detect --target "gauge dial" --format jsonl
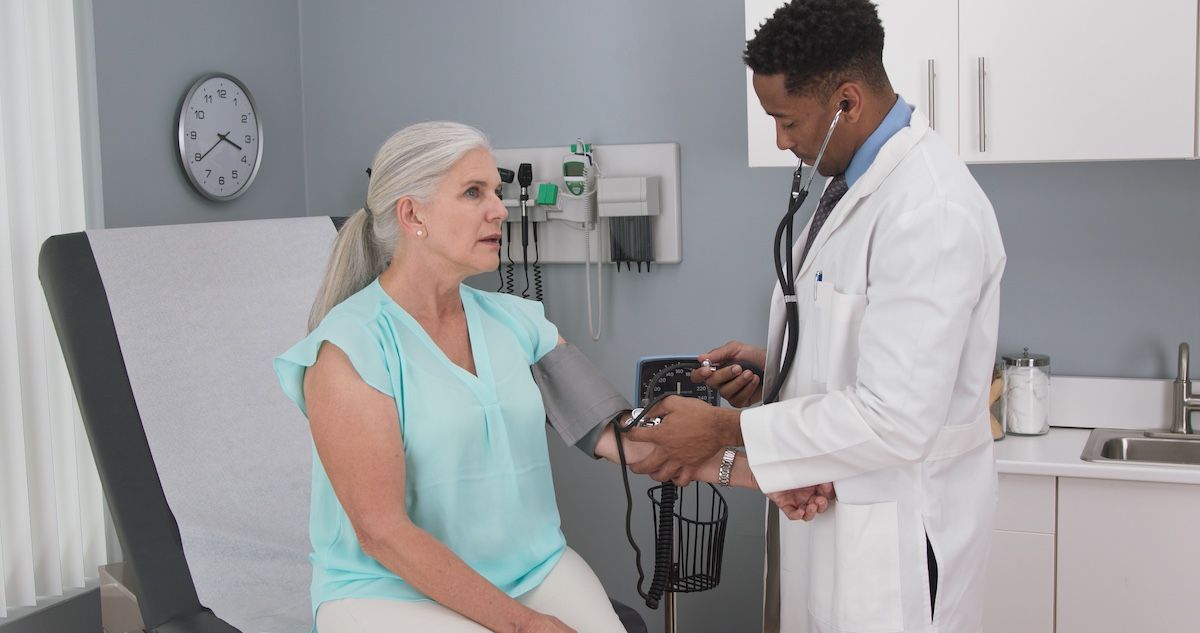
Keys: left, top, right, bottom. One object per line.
{"left": 635, "top": 356, "right": 721, "bottom": 407}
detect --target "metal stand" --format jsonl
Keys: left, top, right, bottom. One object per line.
{"left": 664, "top": 591, "right": 677, "bottom": 633}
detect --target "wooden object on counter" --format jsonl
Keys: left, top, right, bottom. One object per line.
{"left": 989, "top": 367, "right": 1004, "bottom": 440}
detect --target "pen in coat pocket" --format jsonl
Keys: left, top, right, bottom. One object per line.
{"left": 813, "top": 271, "right": 823, "bottom": 300}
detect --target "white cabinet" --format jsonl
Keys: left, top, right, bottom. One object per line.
{"left": 958, "top": 0, "right": 1197, "bottom": 162}
{"left": 744, "top": 1, "right": 1198, "bottom": 165}
{"left": 1056, "top": 477, "right": 1200, "bottom": 633}
{"left": 874, "top": 0, "right": 958, "bottom": 150}
{"left": 984, "top": 474, "right": 1055, "bottom": 633}
{"left": 744, "top": 0, "right": 795, "bottom": 167}
{"left": 744, "top": 0, "right": 959, "bottom": 166}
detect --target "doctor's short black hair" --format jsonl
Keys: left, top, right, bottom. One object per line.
{"left": 744, "top": 0, "right": 889, "bottom": 99}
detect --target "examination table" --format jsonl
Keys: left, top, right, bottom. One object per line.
{"left": 38, "top": 216, "right": 646, "bottom": 633}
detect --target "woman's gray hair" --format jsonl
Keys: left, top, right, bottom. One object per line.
{"left": 307, "top": 121, "right": 491, "bottom": 331}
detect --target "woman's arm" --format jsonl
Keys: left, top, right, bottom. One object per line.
{"left": 305, "top": 343, "right": 567, "bottom": 633}
{"left": 591, "top": 416, "right": 656, "bottom": 464}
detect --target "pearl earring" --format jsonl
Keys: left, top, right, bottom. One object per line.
{"left": 416, "top": 229, "right": 424, "bottom": 236}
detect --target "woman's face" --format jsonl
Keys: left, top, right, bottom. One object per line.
{"left": 412, "top": 147, "right": 507, "bottom": 278}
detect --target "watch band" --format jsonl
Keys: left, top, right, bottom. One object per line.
{"left": 718, "top": 447, "right": 737, "bottom": 487}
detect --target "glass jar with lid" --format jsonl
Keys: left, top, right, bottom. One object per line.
{"left": 1002, "top": 348, "right": 1051, "bottom": 436}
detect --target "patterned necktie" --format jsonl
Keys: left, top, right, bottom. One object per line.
{"left": 798, "top": 174, "right": 848, "bottom": 268}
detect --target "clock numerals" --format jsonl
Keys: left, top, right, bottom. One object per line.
{"left": 179, "top": 74, "right": 261, "bottom": 201}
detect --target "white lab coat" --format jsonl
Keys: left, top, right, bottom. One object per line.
{"left": 741, "top": 110, "right": 1005, "bottom": 633}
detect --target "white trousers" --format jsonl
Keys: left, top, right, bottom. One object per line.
{"left": 315, "top": 547, "right": 627, "bottom": 633}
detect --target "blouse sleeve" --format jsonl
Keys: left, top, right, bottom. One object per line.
{"left": 488, "top": 293, "right": 560, "bottom": 364}
{"left": 273, "top": 315, "right": 394, "bottom": 417}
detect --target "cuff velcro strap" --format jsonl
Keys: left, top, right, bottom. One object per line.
{"left": 532, "top": 343, "right": 632, "bottom": 456}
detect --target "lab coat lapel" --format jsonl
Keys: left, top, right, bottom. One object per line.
{"left": 792, "top": 110, "right": 930, "bottom": 283}
{"left": 765, "top": 111, "right": 929, "bottom": 395}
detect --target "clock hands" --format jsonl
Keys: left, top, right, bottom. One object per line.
{"left": 196, "top": 135, "right": 224, "bottom": 162}
{"left": 217, "top": 131, "right": 243, "bottom": 151}
{"left": 195, "top": 132, "right": 244, "bottom": 166}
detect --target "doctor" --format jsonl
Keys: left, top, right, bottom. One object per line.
{"left": 628, "top": 1, "right": 1006, "bottom": 632}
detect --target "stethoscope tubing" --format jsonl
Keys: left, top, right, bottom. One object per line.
{"left": 765, "top": 107, "right": 844, "bottom": 405}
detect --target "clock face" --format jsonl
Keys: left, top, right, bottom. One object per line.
{"left": 177, "top": 73, "right": 262, "bottom": 201}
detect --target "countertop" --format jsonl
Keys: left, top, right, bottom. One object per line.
{"left": 994, "top": 427, "right": 1200, "bottom": 485}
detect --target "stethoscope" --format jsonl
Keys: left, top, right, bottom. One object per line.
{"left": 764, "top": 101, "right": 847, "bottom": 405}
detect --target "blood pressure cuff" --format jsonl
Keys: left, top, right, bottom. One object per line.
{"left": 533, "top": 343, "right": 632, "bottom": 459}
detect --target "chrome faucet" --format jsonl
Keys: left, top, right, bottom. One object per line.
{"left": 1170, "top": 342, "right": 1200, "bottom": 435}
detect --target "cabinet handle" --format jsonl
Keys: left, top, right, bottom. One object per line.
{"left": 927, "top": 59, "right": 936, "bottom": 130}
{"left": 978, "top": 57, "right": 987, "bottom": 152}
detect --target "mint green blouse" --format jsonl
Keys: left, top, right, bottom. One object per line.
{"left": 274, "top": 280, "right": 565, "bottom": 618}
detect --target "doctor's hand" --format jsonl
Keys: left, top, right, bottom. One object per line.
{"left": 692, "top": 341, "right": 767, "bottom": 408}
{"left": 625, "top": 396, "right": 740, "bottom": 483}
{"left": 767, "top": 483, "right": 836, "bottom": 521}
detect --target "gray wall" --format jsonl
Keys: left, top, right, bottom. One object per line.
{"left": 75, "top": 1, "right": 1200, "bottom": 632}
{"left": 92, "top": 0, "right": 306, "bottom": 228}
{"left": 298, "top": 1, "right": 1200, "bottom": 630}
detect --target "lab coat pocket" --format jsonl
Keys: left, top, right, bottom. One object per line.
{"left": 810, "top": 501, "right": 904, "bottom": 633}
{"left": 814, "top": 286, "right": 867, "bottom": 391}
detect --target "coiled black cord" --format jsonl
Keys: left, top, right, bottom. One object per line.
{"left": 496, "top": 226, "right": 506, "bottom": 291}
{"left": 532, "top": 223, "right": 543, "bottom": 303}
{"left": 613, "top": 398, "right": 673, "bottom": 609}
{"left": 521, "top": 259, "right": 531, "bottom": 299}
{"left": 503, "top": 223, "right": 515, "bottom": 294}
{"left": 647, "top": 483, "right": 676, "bottom": 608}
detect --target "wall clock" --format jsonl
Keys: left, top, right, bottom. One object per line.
{"left": 176, "top": 73, "right": 263, "bottom": 201}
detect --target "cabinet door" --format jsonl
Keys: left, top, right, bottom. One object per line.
{"left": 984, "top": 530, "right": 1055, "bottom": 633}
{"left": 875, "top": 0, "right": 959, "bottom": 150}
{"left": 745, "top": 0, "right": 958, "bottom": 166}
{"left": 745, "top": 0, "right": 799, "bottom": 167}
{"left": 1057, "top": 477, "right": 1200, "bottom": 633}
{"left": 958, "top": 0, "right": 1197, "bottom": 162}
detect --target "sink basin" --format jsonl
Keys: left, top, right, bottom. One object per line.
{"left": 1081, "top": 428, "right": 1200, "bottom": 467}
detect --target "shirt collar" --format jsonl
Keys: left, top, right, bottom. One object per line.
{"left": 843, "top": 94, "right": 912, "bottom": 188}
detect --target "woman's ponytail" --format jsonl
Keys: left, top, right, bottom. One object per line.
{"left": 307, "top": 207, "right": 388, "bottom": 331}
{"left": 305, "top": 121, "right": 491, "bottom": 331}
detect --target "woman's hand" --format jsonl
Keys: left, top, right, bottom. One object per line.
{"left": 515, "top": 611, "right": 577, "bottom": 633}
{"left": 692, "top": 341, "right": 767, "bottom": 408}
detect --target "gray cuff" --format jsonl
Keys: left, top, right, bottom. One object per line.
{"left": 532, "top": 343, "right": 632, "bottom": 456}
{"left": 573, "top": 420, "right": 611, "bottom": 460}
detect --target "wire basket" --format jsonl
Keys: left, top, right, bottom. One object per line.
{"left": 647, "top": 482, "right": 729, "bottom": 593}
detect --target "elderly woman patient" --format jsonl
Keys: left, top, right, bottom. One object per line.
{"left": 274, "top": 121, "right": 648, "bottom": 633}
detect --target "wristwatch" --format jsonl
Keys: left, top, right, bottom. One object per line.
{"left": 718, "top": 447, "right": 737, "bottom": 487}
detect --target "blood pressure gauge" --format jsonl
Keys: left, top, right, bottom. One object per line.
{"left": 634, "top": 355, "right": 721, "bottom": 408}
